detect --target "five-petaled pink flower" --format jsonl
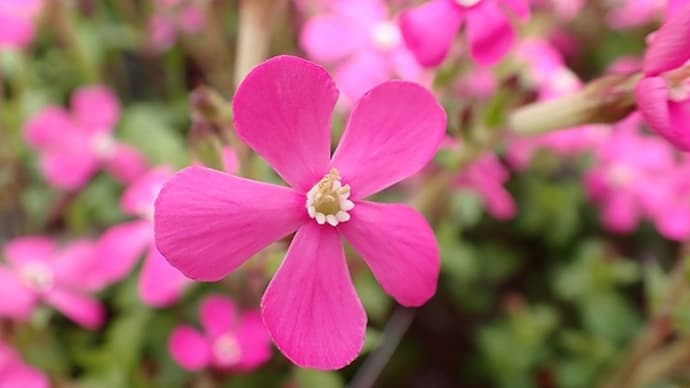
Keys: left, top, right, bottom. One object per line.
{"left": 399, "top": 0, "right": 529, "bottom": 67}
{"left": 635, "top": 2, "right": 690, "bottom": 152}
{"left": 0, "top": 340, "right": 49, "bottom": 388}
{"left": 96, "top": 167, "right": 191, "bottom": 308}
{"left": 169, "top": 295, "right": 272, "bottom": 372}
{"left": 0, "top": 237, "right": 106, "bottom": 329}
{"left": 0, "top": 0, "right": 43, "bottom": 50}
{"left": 154, "top": 55, "right": 446, "bottom": 369}
{"left": 23, "top": 86, "right": 147, "bottom": 190}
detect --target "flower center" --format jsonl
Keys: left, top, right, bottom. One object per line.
{"left": 456, "top": 0, "right": 482, "bottom": 7}
{"left": 91, "top": 132, "right": 117, "bottom": 160}
{"left": 306, "top": 168, "right": 354, "bottom": 227}
{"left": 607, "top": 163, "right": 635, "bottom": 187}
{"left": 370, "top": 21, "right": 401, "bottom": 52}
{"left": 212, "top": 333, "right": 241, "bottom": 366}
{"left": 20, "top": 262, "right": 54, "bottom": 293}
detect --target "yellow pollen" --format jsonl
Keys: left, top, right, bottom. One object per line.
{"left": 306, "top": 168, "right": 354, "bottom": 226}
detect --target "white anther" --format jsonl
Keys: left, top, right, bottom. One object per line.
{"left": 456, "top": 0, "right": 481, "bottom": 7}
{"left": 306, "top": 169, "right": 354, "bottom": 227}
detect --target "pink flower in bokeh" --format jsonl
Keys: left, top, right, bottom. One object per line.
{"left": 154, "top": 56, "right": 445, "bottom": 369}
{"left": 635, "top": 2, "right": 690, "bottom": 151}
{"left": 96, "top": 167, "right": 190, "bottom": 308}
{"left": 0, "top": 0, "right": 43, "bottom": 50}
{"left": 0, "top": 341, "right": 49, "bottom": 388}
{"left": 455, "top": 153, "right": 516, "bottom": 220}
{"left": 23, "top": 86, "right": 147, "bottom": 191}
{"left": 300, "top": 0, "right": 427, "bottom": 104}
{"left": 148, "top": 0, "right": 207, "bottom": 52}
{"left": 606, "top": 0, "right": 665, "bottom": 29}
{"left": 399, "top": 0, "right": 529, "bottom": 67}
{"left": 0, "top": 237, "right": 106, "bottom": 329}
{"left": 169, "top": 295, "right": 271, "bottom": 372}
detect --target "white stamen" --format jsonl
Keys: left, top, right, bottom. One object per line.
{"left": 212, "top": 334, "right": 242, "bottom": 366}
{"left": 456, "top": 0, "right": 481, "bottom": 7}
{"left": 91, "top": 132, "right": 117, "bottom": 160}
{"left": 370, "top": 21, "right": 401, "bottom": 51}
{"left": 20, "top": 262, "right": 54, "bottom": 293}
{"left": 306, "top": 169, "right": 354, "bottom": 227}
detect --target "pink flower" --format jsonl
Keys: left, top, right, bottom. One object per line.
{"left": 0, "top": 237, "right": 106, "bottom": 329}
{"left": 23, "top": 86, "right": 147, "bottom": 191}
{"left": 635, "top": 3, "right": 690, "bottom": 151}
{"left": 399, "top": 0, "right": 529, "bottom": 67}
{"left": 0, "top": 0, "right": 43, "bottom": 50}
{"left": 168, "top": 295, "right": 271, "bottom": 372}
{"left": 148, "top": 0, "right": 207, "bottom": 52}
{"left": 455, "top": 154, "right": 516, "bottom": 220}
{"left": 154, "top": 56, "right": 445, "bottom": 369}
{"left": 96, "top": 167, "right": 190, "bottom": 308}
{"left": 0, "top": 341, "right": 49, "bottom": 388}
{"left": 300, "top": 0, "right": 427, "bottom": 104}
{"left": 606, "top": 0, "right": 665, "bottom": 29}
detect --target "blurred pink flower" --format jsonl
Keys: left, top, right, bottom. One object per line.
{"left": 96, "top": 167, "right": 190, "bottom": 308}
{"left": 635, "top": 2, "right": 690, "bottom": 151}
{"left": 23, "top": 86, "right": 147, "bottom": 191}
{"left": 0, "top": 237, "right": 106, "bottom": 329}
{"left": 606, "top": 0, "right": 665, "bottom": 29}
{"left": 0, "top": 0, "right": 43, "bottom": 50}
{"left": 154, "top": 56, "right": 445, "bottom": 369}
{"left": 0, "top": 341, "right": 49, "bottom": 388}
{"left": 455, "top": 153, "right": 516, "bottom": 220}
{"left": 300, "top": 0, "right": 427, "bottom": 105}
{"left": 169, "top": 295, "right": 271, "bottom": 372}
{"left": 399, "top": 0, "right": 529, "bottom": 67}
{"left": 148, "top": 0, "right": 207, "bottom": 52}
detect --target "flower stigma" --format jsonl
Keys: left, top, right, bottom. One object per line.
{"left": 306, "top": 168, "right": 355, "bottom": 227}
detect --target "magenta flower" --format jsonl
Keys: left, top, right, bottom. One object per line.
{"left": 399, "top": 0, "right": 529, "bottom": 67}
{"left": 23, "top": 86, "right": 147, "bottom": 190}
{"left": 635, "top": 3, "right": 690, "bottom": 151}
{"left": 455, "top": 154, "right": 516, "bottom": 220}
{"left": 300, "top": 0, "right": 426, "bottom": 104}
{"left": 0, "top": 237, "right": 106, "bottom": 329}
{"left": 169, "top": 295, "right": 271, "bottom": 372}
{"left": 96, "top": 167, "right": 190, "bottom": 308}
{"left": 0, "top": 341, "right": 49, "bottom": 388}
{"left": 0, "top": 0, "right": 43, "bottom": 50}
{"left": 154, "top": 56, "right": 445, "bottom": 369}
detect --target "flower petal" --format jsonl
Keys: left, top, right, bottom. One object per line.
{"left": 95, "top": 221, "right": 152, "bottom": 286}
{"left": 200, "top": 294, "right": 237, "bottom": 339}
{"left": 138, "top": 245, "right": 189, "bottom": 308}
{"left": 499, "top": 0, "right": 530, "bottom": 21}
{"left": 300, "top": 14, "right": 360, "bottom": 63}
{"left": 168, "top": 325, "right": 211, "bottom": 371}
{"left": 3, "top": 237, "right": 56, "bottom": 266}
{"left": 104, "top": 143, "right": 148, "bottom": 184}
{"left": 465, "top": 1, "right": 515, "bottom": 66}
{"left": 23, "top": 107, "right": 73, "bottom": 149}
{"left": 154, "top": 166, "right": 307, "bottom": 281}
{"left": 331, "top": 81, "right": 446, "bottom": 199}
{"left": 40, "top": 149, "right": 98, "bottom": 190}
{"left": 235, "top": 310, "right": 272, "bottom": 371}
{"left": 232, "top": 56, "right": 337, "bottom": 191}
{"left": 51, "top": 239, "right": 104, "bottom": 292}
{"left": 71, "top": 85, "right": 121, "bottom": 133}
{"left": 642, "top": 2, "right": 690, "bottom": 76}
{"left": 399, "top": 0, "right": 463, "bottom": 67}
{"left": 0, "top": 267, "right": 36, "bottom": 320}
{"left": 261, "top": 223, "right": 366, "bottom": 370}
{"left": 121, "top": 166, "right": 173, "bottom": 217}
{"left": 334, "top": 51, "right": 390, "bottom": 105}
{"left": 339, "top": 201, "right": 439, "bottom": 306}
{"left": 635, "top": 76, "right": 690, "bottom": 151}
{"left": 44, "top": 288, "right": 105, "bottom": 329}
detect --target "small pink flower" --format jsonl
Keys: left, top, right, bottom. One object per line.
{"left": 399, "top": 0, "right": 529, "bottom": 67}
{"left": 154, "top": 56, "right": 445, "bottom": 369}
{"left": 300, "top": 0, "right": 427, "bottom": 104}
{"left": 23, "top": 86, "right": 147, "bottom": 190}
{"left": 635, "top": 3, "right": 690, "bottom": 151}
{"left": 168, "top": 295, "right": 272, "bottom": 372}
{"left": 0, "top": 237, "right": 106, "bottom": 329}
{"left": 0, "top": 0, "right": 43, "bottom": 50}
{"left": 148, "top": 0, "right": 207, "bottom": 52}
{"left": 0, "top": 341, "right": 49, "bottom": 388}
{"left": 455, "top": 154, "right": 516, "bottom": 220}
{"left": 96, "top": 167, "right": 190, "bottom": 308}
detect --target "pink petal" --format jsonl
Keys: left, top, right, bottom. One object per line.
{"left": 0, "top": 15, "right": 35, "bottom": 49}
{"left": 300, "top": 14, "right": 360, "bottom": 63}
{"left": 0, "top": 267, "right": 36, "bottom": 320}
{"left": 232, "top": 56, "right": 337, "bottom": 191}
{"left": 23, "top": 107, "right": 73, "bottom": 149}
{"left": 338, "top": 201, "right": 439, "bottom": 306}
{"left": 334, "top": 51, "right": 390, "bottom": 105}
{"left": 168, "top": 325, "right": 211, "bottom": 371}
{"left": 655, "top": 206, "right": 690, "bottom": 241}
{"left": 261, "top": 223, "right": 366, "bottom": 370}
{"left": 221, "top": 147, "right": 239, "bottom": 175}
{"left": 95, "top": 221, "right": 152, "bottom": 285}
{"left": 3, "top": 237, "right": 55, "bottom": 267}
{"left": 331, "top": 81, "right": 446, "bottom": 199}
{"left": 465, "top": 1, "right": 515, "bottom": 66}
{"left": 602, "top": 194, "right": 639, "bottom": 234}
{"left": 235, "top": 311, "right": 272, "bottom": 371}
{"left": 138, "top": 245, "right": 189, "bottom": 308}
{"left": 0, "top": 342, "right": 49, "bottom": 388}
{"left": 71, "top": 86, "right": 121, "bottom": 133}
{"left": 121, "top": 166, "right": 173, "bottom": 217}
{"left": 51, "top": 239, "right": 104, "bottom": 292}
{"left": 40, "top": 149, "right": 98, "bottom": 190}
{"left": 499, "top": 0, "right": 530, "bottom": 21}
{"left": 200, "top": 294, "right": 237, "bottom": 339}
{"left": 399, "top": 0, "right": 463, "bottom": 67}
{"left": 104, "top": 144, "right": 148, "bottom": 184}
{"left": 642, "top": 3, "right": 690, "bottom": 76}
{"left": 635, "top": 76, "right": 690, "bottom": 151}
{"left": 45, "top": 288, "right": 105, "bottom": 329}
{"left": 481, "top": 184, "right": 517, "bottom": 220}
{"left": 154, "top": 166, "right": 307, "bottom": 281}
